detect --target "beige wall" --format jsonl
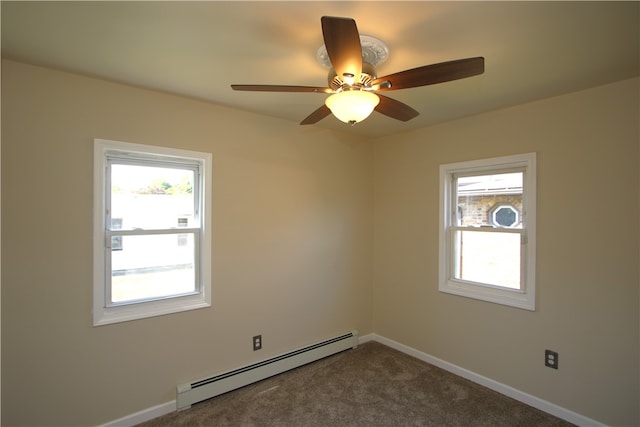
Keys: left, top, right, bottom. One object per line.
{"left": 2, "top": 58, "right": 639, "bottom": 426}
{"left": 1, "top": 60, "right": 373, "bottom": 425}
{"left": 372, "top": 77, "right": 640, "bottom": 426}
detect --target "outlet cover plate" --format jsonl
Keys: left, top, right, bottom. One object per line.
{"left": 253, "top": 335, "right": 262, "bottom": 351}
{"left": 545, "top": 349, "right": 558, "bottom": 369}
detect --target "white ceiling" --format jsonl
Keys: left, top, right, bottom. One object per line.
{"left": 2, "top": 1, "right": 639, "bottom": 138}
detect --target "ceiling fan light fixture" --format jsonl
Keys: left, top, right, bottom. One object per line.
{"left": 325, "top": 90, "right": 380, "bottom": 125}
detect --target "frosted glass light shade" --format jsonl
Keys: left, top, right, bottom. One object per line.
{"left": 325, "top": 91, "right": 380, "bottom": 124}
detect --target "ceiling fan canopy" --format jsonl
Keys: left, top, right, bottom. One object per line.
{"left": 231, "top": 16, "right": 485, "bottom": 126}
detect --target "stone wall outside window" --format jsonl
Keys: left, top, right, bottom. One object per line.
{"left": 458, "top": 194, "right": 522, "bottom": 227}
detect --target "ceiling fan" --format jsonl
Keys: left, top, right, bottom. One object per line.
{"left": 231, "top": 16, "right": 484, "bottom": 126}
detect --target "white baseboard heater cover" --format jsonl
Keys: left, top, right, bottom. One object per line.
{"left": 176, "top": 330, "right": 359, "bottom": 410}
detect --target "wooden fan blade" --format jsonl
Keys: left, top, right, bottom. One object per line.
{"left": 371, "top": 57, "right": 485, "bottom": 91}
{"left": 300, "top": 104, "right": 332, "bottom": 125}
{"left": 231, "top": 84, "right": 332, "bottom": 93}
{"left": 375, "top": 94, "right": 420, "bottom": 121}
{"left": 321, "top": 16, "right": 362, "bottom": 84}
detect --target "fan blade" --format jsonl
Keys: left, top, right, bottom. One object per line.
{"left": 371, "top": 57, "right": 485, "bottom": 91}
{"left": 321, "top": 16, "right": 362, "bottom": 85}
{"left": 300, "top": 104, "right": 332, "bottom": 125}
{"left": 231, "top": 84, "right": 332, "bottom": 93}
{"left": 375, "top": 95, "right": 420, "bottom": 122}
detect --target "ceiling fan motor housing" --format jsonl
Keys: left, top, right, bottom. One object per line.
{"left": 328, "top": 62, "right": 377, "bottom": 91}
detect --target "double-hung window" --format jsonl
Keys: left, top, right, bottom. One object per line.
{"left": 439, "top": 153, "right": 536, "bottom": 310}
{"left": 93, "top": 139, "right": 212, "bottom": 325}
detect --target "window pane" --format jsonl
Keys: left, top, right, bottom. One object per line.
{"left": 110, "top": 234, "right": 196, "bottom": 303}
{"left": 454, "top": 230, "right": 520, "bottom": 289}
{"left": 110, "top": 164, "right": 195, "bottom": 230}
{"left": 456, "top": 172, "right": 523, "bottom": 228}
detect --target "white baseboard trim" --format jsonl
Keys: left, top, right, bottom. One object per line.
{"left": 98, "top": 401, "right": 175, "bottom": 427}
{"left": 357, "top": 332, "right": 376, "bottom": 344}
{"left": 102, "top": 333, "right": 604, "bottom": 427}
{"left": 371, "top": 333, "right": 605, "bottom": 427}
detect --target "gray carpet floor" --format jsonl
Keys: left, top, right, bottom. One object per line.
{"left": 138, "top": 341, "right": 574, "bottom": 426}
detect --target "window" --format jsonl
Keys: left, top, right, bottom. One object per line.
{"left": 439, "top": 153, "right": 536, "bottom": 310}
{"left": 491, "top": 204, "right": 519, "bottom": 227}
{"left": 93, "top": 139, "right": 212, "bottom": 325}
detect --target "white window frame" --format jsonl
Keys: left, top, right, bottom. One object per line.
{"left": 93, "top": 139, "right": 212, "bottom": 326}
{"left": 438, "top": 153, "right": 536, "bottom": 310}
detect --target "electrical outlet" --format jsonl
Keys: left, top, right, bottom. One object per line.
{"left": 545, "top": 350, "right": 558, "bottom": 369}
{"left": 253, "top": 335, "right": 262, "bottom": 351}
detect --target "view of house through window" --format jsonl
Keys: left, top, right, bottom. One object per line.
{"left": 439, "top": 153, "right": 536, "bottom": 311}
{"left": 94, "top": 139, "right": 212, "bottom": 326}
{"left": 455, "top": 172, "right": 523, "bottom": 289}
{"left": 109, "top": 164, "right": 198, "bottom": 304}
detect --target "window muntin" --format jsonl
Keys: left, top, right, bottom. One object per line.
{"left": 439, "top": 153, "right": 536, "bottom": 310}
{"left": 94, "top": 139, "right": 212, "bottom": 325}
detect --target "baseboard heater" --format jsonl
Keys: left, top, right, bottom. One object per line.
{"left": 176, "top": 330, "right": 359, "bottom": 410}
